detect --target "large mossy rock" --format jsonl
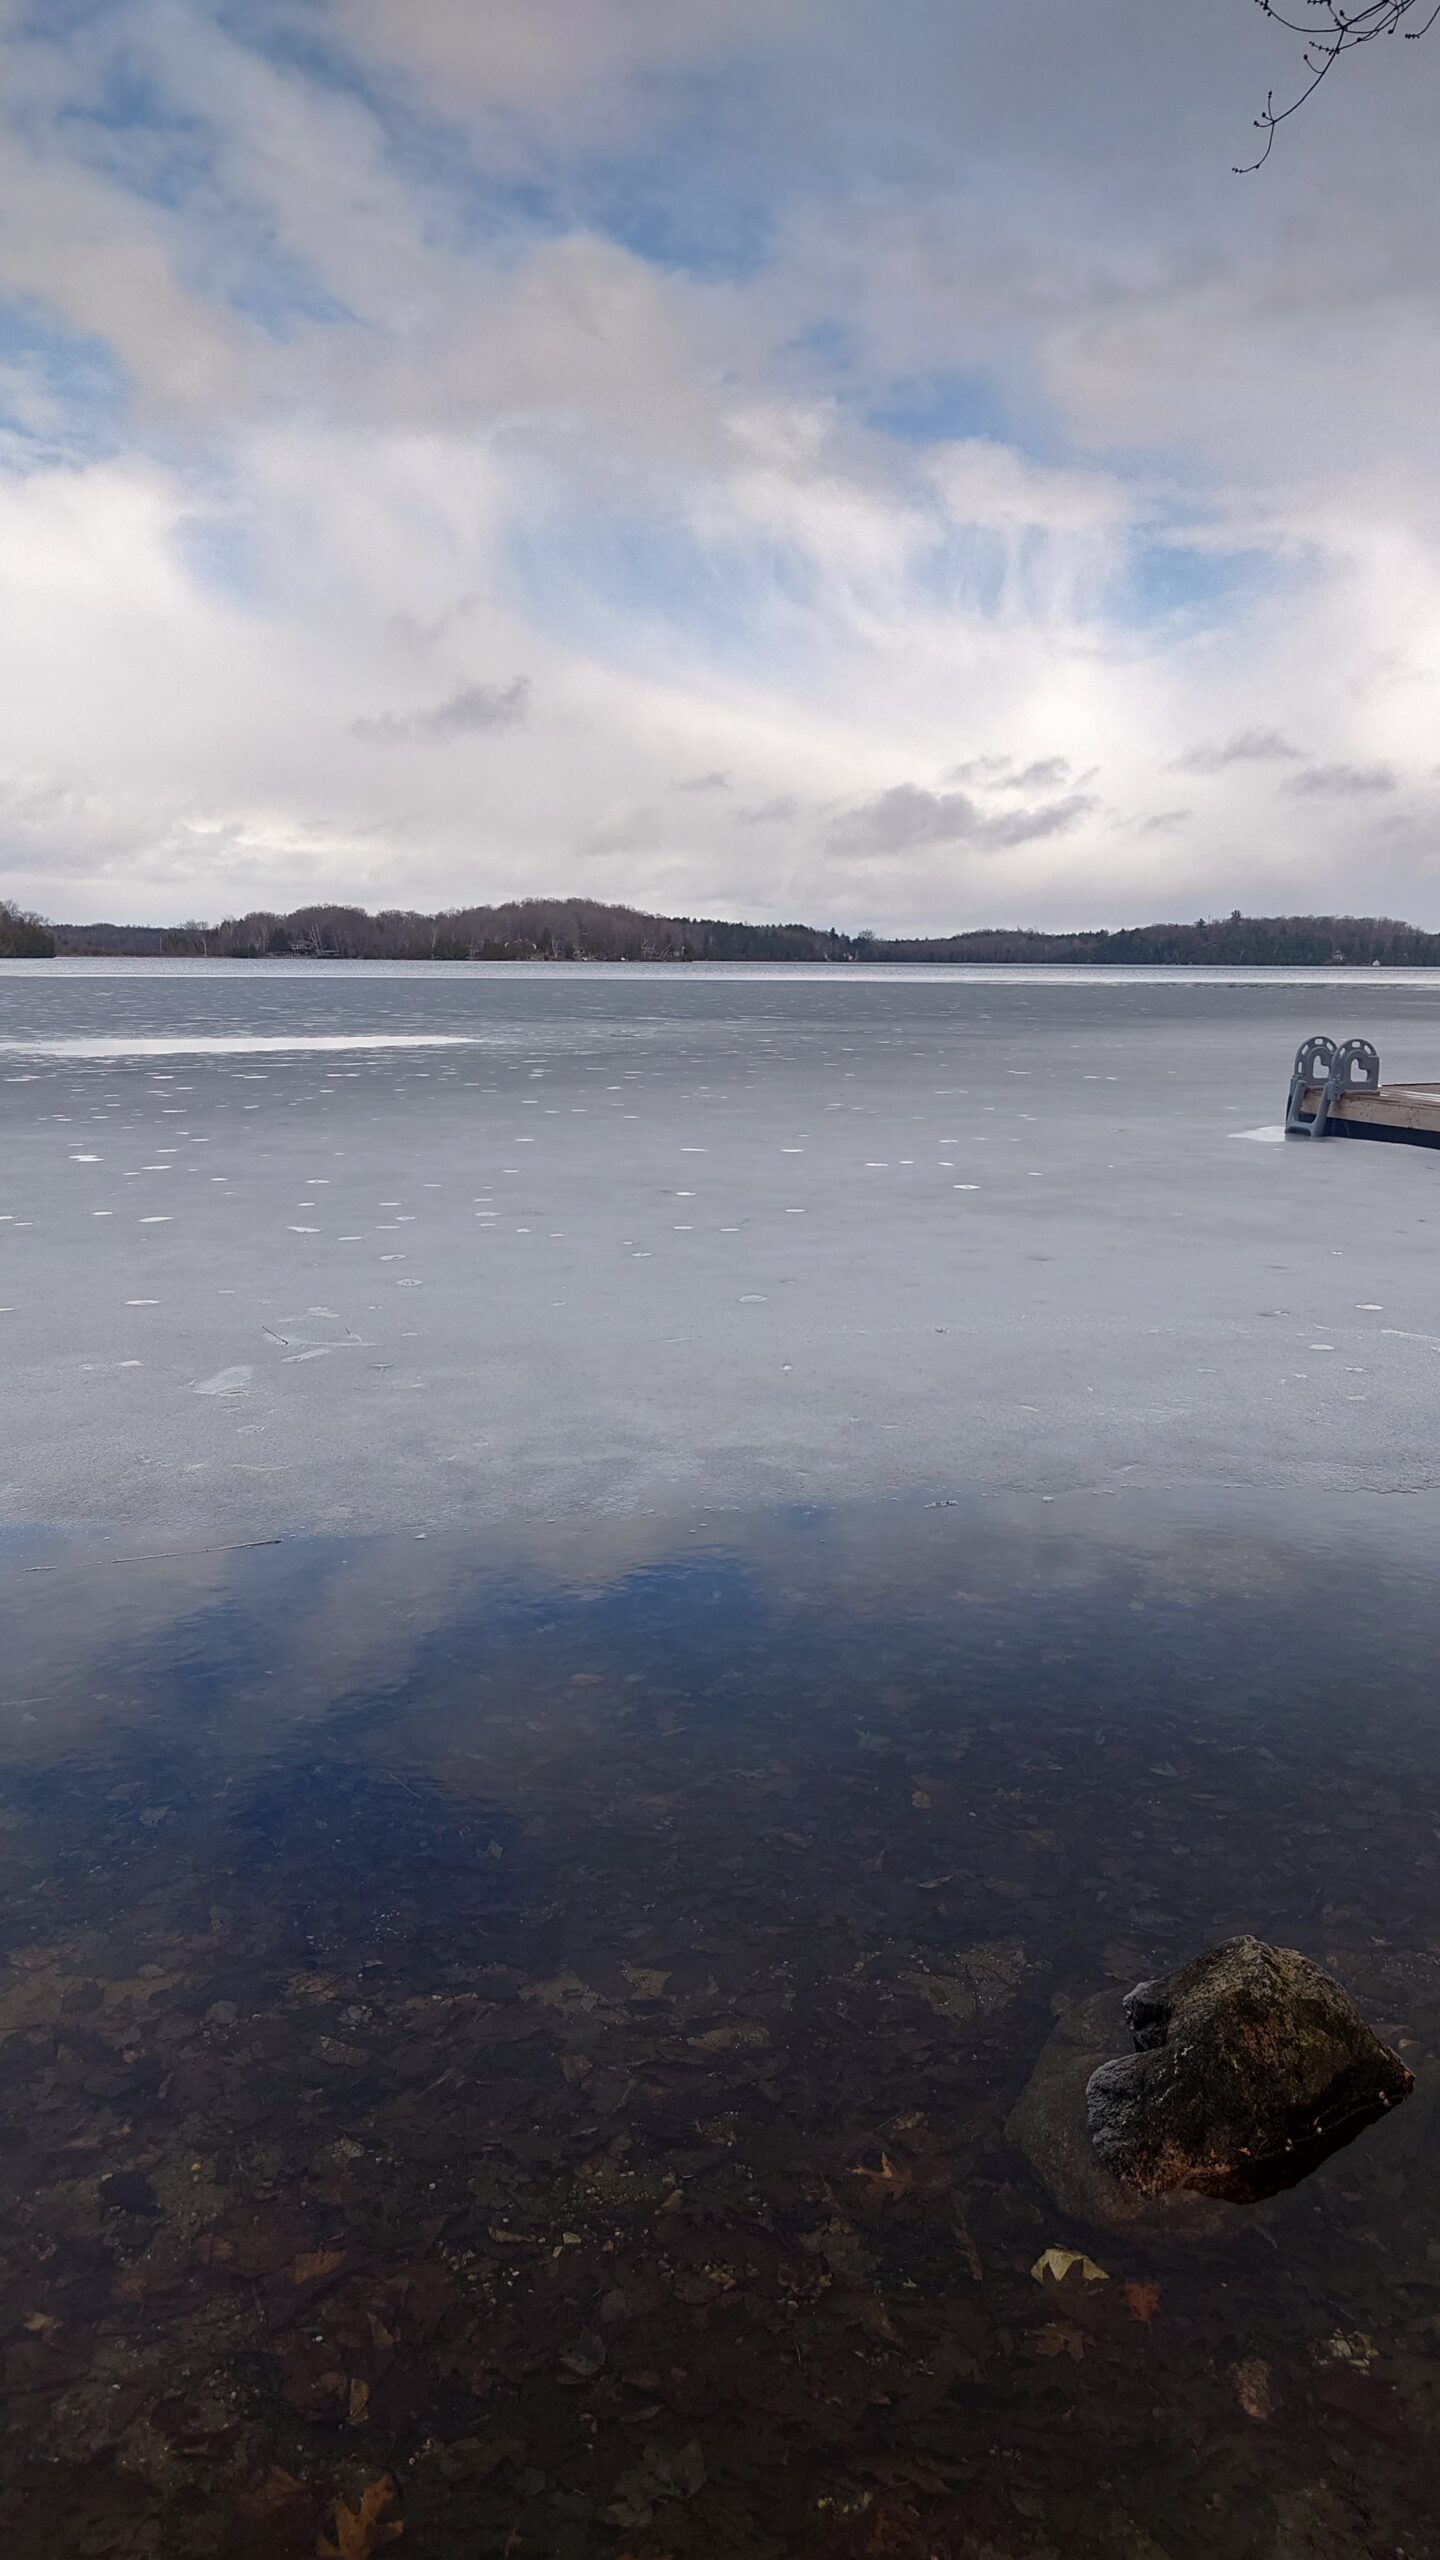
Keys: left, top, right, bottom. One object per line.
{"left": 1008, "top": 1989, "right": 1233, "bottom": 2243}
{"left": 1086, "top": 1935, "right": 1413, "bottom": 2203}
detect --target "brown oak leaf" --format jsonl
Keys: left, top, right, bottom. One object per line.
{"left": 849, "top": 2154, "right": 912, "bottom": 2201}
{"left": 317, "top": 2475, "right": 403, "bottom": 2559}
{"left": 291, "top": 2250, "right": 348, "bottom": 2288}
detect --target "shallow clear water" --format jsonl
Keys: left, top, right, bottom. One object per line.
{"left": 2, "top": 967, "right": 1438, "bottom": 2557}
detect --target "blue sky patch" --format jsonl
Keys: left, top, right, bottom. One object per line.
{"left": 53, "top": 52, "right": 213, "bottom": 214}
{"left": 867, "top": 366, "right": 1028, "bottom": 450}
{"left": 506, "top": 508, "right": 820, "bottom": 670}
{"left": 1123, "top": 537, "right": 1276, "bottom": 629}
{"left": 173, "top": 511, "right": 263, "bottom": 606}
{"left": 0, "top": 297, "right": 127, "bottom": 469}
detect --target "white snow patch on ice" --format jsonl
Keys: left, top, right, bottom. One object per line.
{"left": 0, "top": 1036, "right": 477, "bottom": 1058}
{"left": 193, "top": 1366, "right": 253, "bottom": 1398}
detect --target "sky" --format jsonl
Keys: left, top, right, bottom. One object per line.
{"left": 1, "top": 0, "right": 1438, "bottom": 936}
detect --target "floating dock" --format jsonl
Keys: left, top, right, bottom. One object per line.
{"left": 1286, "top": 1036, "right": 1440, "bottom": 1148}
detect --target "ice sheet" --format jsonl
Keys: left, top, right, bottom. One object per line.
{"left": 3, "top": 959, "right": 1439, "bottom": 1539}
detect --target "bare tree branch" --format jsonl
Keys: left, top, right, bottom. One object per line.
{"left": 1237, "top": 0, "right": 1440, "bottom": 169}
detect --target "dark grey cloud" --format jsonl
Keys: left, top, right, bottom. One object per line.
{"left": 944, "top": 755, "right": 1012, "bottom": 785}
{"left": 1173, "top": 729, "right": 1306, "bottom": 773}
{"left": 1284, "top": 760, "right": 1396, "bottom": 797}
{"left": 1002, "top": 757, "right": 1072, "bottom": 791}
{"left": 830, "top": 783, "right": 1096, "bottom": 859}
{"left": 388, "top": 595, "right": 483, "bottom": 651}
{"left": 352, "top": 677, "right": 530, "bottom": 743}
{"left": 737, "top": 795, "right": 800, "bottom": 825}
{"left": 941, "top": 755, "right": 1075, "bottom": 793}
{"left": 672, "top": 770, "right": 731, "bottom": 793}
{"left": 1137, "top": 808, "right": 1192, "bottom": 835}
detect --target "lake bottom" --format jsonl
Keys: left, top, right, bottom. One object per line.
{"left": 1, "top": 1489, "right": 1436, "bottom": 2560}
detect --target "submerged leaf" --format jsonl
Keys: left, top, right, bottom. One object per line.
{"left": 849, "top": 2153, "right": 912, "bottom": 2200}
{"left": 621, "top": 1964, "right": 671, "bottom": 2001}
{"left": 291, "top": 2250, "right": 348, "bottom": 2288}
{"left": 520, "top": 1969, "right": 591, "bottom": 2010}
{"left": 1233, "top": 2357, "right": 1273, "bottom": 2420}
{"left": 899, "top": 1943, "right": 1027, "bottom": 2023}
{"left": 1031, "top": 2246, "right": 1108, "bottom": 2286}
{"left": 689, "top": 2020, "right": 769, "bottom": 2051}
{"left": 318, "top": 2475, "right": 403, "bottom": 2559}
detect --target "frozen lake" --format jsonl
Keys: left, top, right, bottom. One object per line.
{"left": 3, "top": 962, "right": 1440, "bottom": 2560}
{"left": 3, "top": 959, "right": 1440, "bottom": 1539}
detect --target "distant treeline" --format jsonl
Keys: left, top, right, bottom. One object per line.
{"left": 140, "top": 900, "right": 852, "bottom": 963}
{"left": 22, "top": 898, "right": 1440, "bottom": 966}
{"left": 0, "top": 901, "right": 55, "bottom": 957}
{"left": 876, "top": 914, "right": 1440, "bottom": 966}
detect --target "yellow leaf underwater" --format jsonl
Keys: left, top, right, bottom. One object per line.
{"left": 1031, "top": 2246, "right": 1108, "bottom": 2286}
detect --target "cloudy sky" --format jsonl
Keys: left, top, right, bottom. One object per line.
{"left": 2, "top": 0, "right": 1438, "bottom": 933}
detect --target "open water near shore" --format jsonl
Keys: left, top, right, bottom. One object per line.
{"left": 2, "top": 964, "right": 1439, "bottom": 2558}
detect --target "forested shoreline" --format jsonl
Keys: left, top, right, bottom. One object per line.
{"left": 8, "top": 896, "right": 1440, "bottom": 965}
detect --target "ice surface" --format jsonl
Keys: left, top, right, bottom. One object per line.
{"left": 0, "top": 1034, "right": 475, "bottom": 1056}
{"left": 4, "top": 958, "right": 1440, "bottom": 1540}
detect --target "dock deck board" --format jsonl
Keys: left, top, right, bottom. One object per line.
{"left": 1291, "top": 1081, "right": 1440, "bottom": 1145}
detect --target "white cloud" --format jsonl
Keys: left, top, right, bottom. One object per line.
{"left": 0, "top": 0, "right": 1438, "bottom": 931}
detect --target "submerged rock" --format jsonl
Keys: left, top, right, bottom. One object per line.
{"left": 1008, "top": 1989, "right": 1232, "bottom": 2242}
{"left": 1086, "top": 1935, "right": 1413, "bottom": 2203}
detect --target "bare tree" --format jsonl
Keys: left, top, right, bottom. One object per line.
{"left": 1238, "top": 0, "right": 1438, "bottom": 166}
